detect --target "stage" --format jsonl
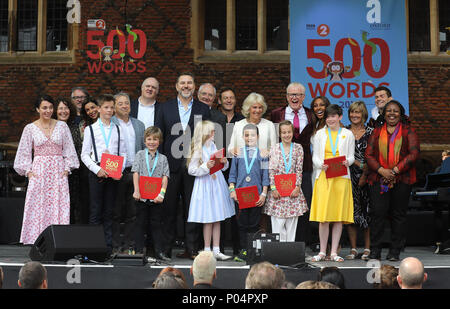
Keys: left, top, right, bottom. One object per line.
{"left": 1, "top": 245, "right": 449, "bottom": 289}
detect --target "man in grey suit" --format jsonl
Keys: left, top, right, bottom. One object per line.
{"left": 197, "top": 83, "right": 227, "bottom": 149}
{"left": 112, "top": 92, "right": 146, "bottom": 254}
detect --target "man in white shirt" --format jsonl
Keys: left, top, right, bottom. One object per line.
{"left": 130, "top": 77, "right": 160, "bottom": 129}
{"left": 111, "top": 92, "right": 145, "bottom": 255}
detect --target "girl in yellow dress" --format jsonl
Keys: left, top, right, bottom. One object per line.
{"left": 310, "top": 104, "right": 355, "bottom": 262}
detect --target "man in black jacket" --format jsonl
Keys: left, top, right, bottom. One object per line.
{"left": 155, "top": 72, "right": 210, "bottom": 259}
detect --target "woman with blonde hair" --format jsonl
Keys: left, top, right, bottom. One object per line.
{"left": 187, "top": 121, "right": 235, "bottom": 260}
{"left": 228, "top": 92, "right": 277, "bottom": 157}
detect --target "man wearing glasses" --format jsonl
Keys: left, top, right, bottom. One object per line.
{"left": 270, "top": 82, "right": 314, "bottom": 244}
{"left": 71, "top": 86, "right": 90, "bottom": 125}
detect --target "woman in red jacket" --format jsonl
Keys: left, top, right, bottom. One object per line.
{"left": 365, "top": 100, "right": 419, "bottom": 261}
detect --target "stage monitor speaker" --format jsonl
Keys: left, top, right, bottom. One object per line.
{"left": 261, "top": 241, "right": 305, "bottom": 266}
{"left": 29, "top": 225, "right": 109, "bottom": 262}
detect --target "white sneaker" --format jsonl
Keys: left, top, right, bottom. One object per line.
{"left": 214, "top": 251, "right": 232, "bottom": 261}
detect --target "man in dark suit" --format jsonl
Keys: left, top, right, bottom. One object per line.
{"left": 130, "top": 77, "right": 160, "bottom": 129}
{"left": 111, "top": 92, "right": 146, "bottom": 256}
{"left": 155, "top": 72, "right": 211, "bottom": 259}
{"left": 271, "top": 82, "right": 314, "bottom": 243}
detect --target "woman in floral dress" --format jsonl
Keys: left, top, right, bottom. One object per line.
{"left": 14, "top": 95, "right": 79, "bottom": 244}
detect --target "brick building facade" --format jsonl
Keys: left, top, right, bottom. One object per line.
{"left": 0, "top": 0, "right": 449, "bottom": 183}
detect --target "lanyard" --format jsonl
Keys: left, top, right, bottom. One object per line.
{"left": 327, "top": 127, "right": 342, "bottom": 157}
{"left": 145, "top": 149, "right": 159, "bottom": 177}
{"left": 280, "top": 142, "right": 293, "bottom": 174}
{"left": 98, "top": 119, "right": 113, "bottom": 151}
{"left": 243, "top": 146, "right": 258, "bottom": 175}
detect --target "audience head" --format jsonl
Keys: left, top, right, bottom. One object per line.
{"left": 191, "top": 251, "right": 217, "bottom": 286}
{"left": 158, "top": 267, "right": 188, "bottom": 288}
{"left": 397, "top": 257, "right": 427, "bottom": 289}
{"left": 245, "top": 262, "right": 285, "bottom": 289}
{"left": 152, "top": 272, "right": 186, "bottom": 289}
{"left": 18, "top": 261, "right": 48, "bottom": 289}
{"left": 442, "top": 150, "right": 450, "bottom": 161}
{"left": 373, "top": 264, "right": 400, "bottom": 289}
{"left": 296, "top": 280, "right": 339, "bottom": 289}
{"left": 318, "top": 266, "right": 346, "bottom": 289}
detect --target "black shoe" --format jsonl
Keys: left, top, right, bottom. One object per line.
{"left": 156, "top": 252, "right": 172, "bottom": 262}
{"left": 176, "top": 250, "right": 196, "bottom": 260}
{"left": 368, "top": 249, "right": 381, "bottom": 260}
{"left": 386, "top": 252, "right": 400, "bottom": 261}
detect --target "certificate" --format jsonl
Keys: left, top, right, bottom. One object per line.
{"left": 274, "top": 174, "right": 296, "bottom": 197}
{"left": 139, "top": 176, "right": 162, "bottom": 200}
{"left": 100, "top": 153, "right": 124, "bottom": 179}
{"left": 209, "top": 148, "right": 225, "bottom": 175}
{"left": 324, "top": 156, "right": 348, "bottom": 178}
{"left": 235, "top": 185, "right": 259, "bottom": 209}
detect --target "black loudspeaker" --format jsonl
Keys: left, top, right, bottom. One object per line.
{"left": 29, "top": 225, "right": 109, "bottom": 262}
{"left": 261, "top": 241, "right": 306, "bottom": 266}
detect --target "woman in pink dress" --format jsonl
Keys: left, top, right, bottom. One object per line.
{"left": 14, "top": 95, "right": 79, "bottom": 245}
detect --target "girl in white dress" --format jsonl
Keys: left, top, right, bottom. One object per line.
{"left": 187, "top": 121, "right": 235, "bottom": 260}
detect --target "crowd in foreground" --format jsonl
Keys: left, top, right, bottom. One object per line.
{"left": 0, "top": 252, "right": 428, "bottom": 289}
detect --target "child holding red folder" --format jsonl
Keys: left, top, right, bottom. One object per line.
{"left": 228, "top": 123, "right": 269, "bottom": 261}
{"left": 310, "top": 104, "right": 355, "bottom": 262}
{"left": 81, "top": 94, "right": 127, "bottom": 252}
{"left": 263, "top": 120, "right": 308, "bottom": 242}
{"left": 186, "top": 121, "right": 235, "bottom": 261}
{"left": 132, "top": 126, "right": 170, "bottom": 261}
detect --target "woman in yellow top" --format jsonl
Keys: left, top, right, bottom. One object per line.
{"left": 310, "top": 104, "right": 355, "bottom": 262}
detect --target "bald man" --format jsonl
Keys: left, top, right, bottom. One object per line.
{"left": 130, "top": 77, "right": 161, "bottom": 129}
{"left": 397, "top": 257, "right": 428, "bottom": 289}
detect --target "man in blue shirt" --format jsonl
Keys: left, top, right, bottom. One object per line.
{"left": 155, "top": 72, "right": 211, "bottom": 259}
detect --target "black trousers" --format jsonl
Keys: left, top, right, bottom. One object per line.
{"left": 135, "top": 200, "right": 165, "bottom": 254}
{"left": 369, "top": 182, "right": 412, "bottom": 253}
{"left": 88, "top": 173, "right": 119, "bottom": 249}
{"left": 296, "top": 171, "right": 313, "bottom": 243}
{"left": 163, "top": 166, "right": 201, "bottom": 255}
{"left": 112, "top": 168, "right": 136, "bottom": 250}
{"left": 220, "top": 166, "right": 241, "bottom": 254}
{"left": 237, "top": 205, "right": 262, "bottom": 250}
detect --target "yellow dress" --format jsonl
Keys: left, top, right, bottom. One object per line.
{"left": 310, "top": 130, "right": 354, "bottom": 224}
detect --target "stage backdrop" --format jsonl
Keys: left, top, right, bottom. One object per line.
{"left": 290, "top": 0, "right": 409, "bottom": 125}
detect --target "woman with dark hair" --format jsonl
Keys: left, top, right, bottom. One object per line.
{"left": 310, "top": 104, "right": 355, "bottom": 262}
{"left": 14, "top": 95, "right": 79, "bottom": 244}
{"left": 365, "top": 100, "right": 419, "bottom": 261}
{"left": 311, "top": 96, "right": 331, "bottom": 135}
{"left": 53, "top": 98, "right": 83, "bottom": 224}
{"left": 318, "top": 266, "right": 346, "bottom": 289}
{"left": 79, "top": 97, "right": 99, "bottom": 138}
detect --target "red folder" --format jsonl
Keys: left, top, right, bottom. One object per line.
{"left": 209, "top": 148, "right": 225, "bottom": 175}
{"left": 324, "top": 155, "right": 348, "bottom": 178}
{"left": 100, "top": 153, "right": 124, "bottom": 179}
{"left": 274, "top": 174, "right": 296, "bottom": 197}
{"left": 139, "top": 176, "right": 162, "bottom": 200}
{"left": 235, "top": 186, "right": 259, "bottom": 209}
